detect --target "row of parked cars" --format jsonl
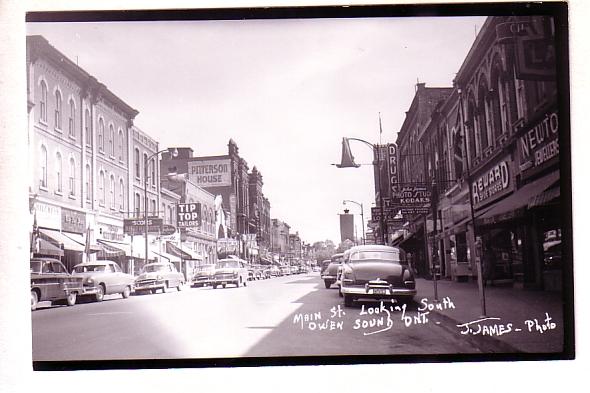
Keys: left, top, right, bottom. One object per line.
{"left": 319, "top": 245, "right": 417, "bottom": 307}
{"left": 30, "top": 256, "right": 309, "bottom": 311}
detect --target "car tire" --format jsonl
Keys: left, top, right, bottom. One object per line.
{"left": 66, "top": 292, "right": 77, "bottom": 307}
{"left": 162, "top": 282, "right": 168, "bottom": 293}
{"left": 338, "top": 287, "right": 343, "bottom": 297}
{"left": 151, "top": 288, "right": 158, "bottom": 294}
{"left": 343, "top": 294, "right": 354, "bottom": 307}
{"left": 95, "top": 284, "right": 105, "bottom": 302}
{"left": 212, "top": 284, "right": 217, "bottom": 289}
{"left": 31, "top": 290, "right": 39, "bottom": 311}
{"left": 244, "top": 278, "right": 247, "bottom": 287}
{"left": 177, "top": 281, "right": 184, "bottom": 291}
{"left": 324, "top": 280, "right": 331, "bottom": 289}
{"left": 222, "top": 283, "right": 226, "bottom": 288}
{"left": 122, "top": 286, "right": 131, "bottom": 299}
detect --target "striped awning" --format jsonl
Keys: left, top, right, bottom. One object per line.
{"left": 528, "top": 185, "right": 560, "bottom": 208}
{"left": 39, "top": 229, "right": 85, "bottom": 252}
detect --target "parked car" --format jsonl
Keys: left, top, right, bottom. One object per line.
{"left": 192, "top": 264, "right": 216, "bottom": 287}
{"left": 279, "top": 265, "right": 290, "bottom": 276}
{"left": 340, "top": 245, "right": 416, "bottom": 307}
{"left": 270, "top": 266, "right": 281, "bottom": 277}
{"left": 212, "top": 258, "right": 249, "bottom": 288}
{"left": 72, "top": 260, "right": 135, "bottom": 301}
{"left": 30, "top": 258, "right": 84, "bottom": 311}
{"left": 320, "top": 259, "right": 331, "bottom": 275}
{"left": 321, "top": 253, "right": 344, "bottom": 289}
{"left": 134, "top": 262, "right": 185, "bottom": 294}
{"left": 335, "top": 250, "right": 352, "bottom": 295}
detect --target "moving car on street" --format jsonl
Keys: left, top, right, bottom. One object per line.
{"left": 212, "top": 258, "right": 249, "bottom": 288}
{"left": 72, "top": 260, "right": 135, "bottom": 302}
{"left": 134, "top": 262, "right": 185, "bottom": 294}
{"left": 30, "top": 258, "right": 84, "bottom": 311}
{"left": 192, "top": 264, "right": 216, "bottom": 287}
{"left": 339, "top": 245, "right": 416, "bottom": 307}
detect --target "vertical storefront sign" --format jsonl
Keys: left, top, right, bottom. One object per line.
{"left": 388, "top": 143, "right": 399, "bottom": 197}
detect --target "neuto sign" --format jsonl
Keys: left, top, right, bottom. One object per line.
{"left": 177, "top": 203, "right": 202, "bottom": 228}
{"left": 188, "top": 159, "right": 231, "bottom": 187}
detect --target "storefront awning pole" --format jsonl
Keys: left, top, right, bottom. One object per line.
{"left": 459, "top": 89, "right": 486, "bottom": 317}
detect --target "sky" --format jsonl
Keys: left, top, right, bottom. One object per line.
{"left": 26, "top": 15, "right": 486, "bottom": 245}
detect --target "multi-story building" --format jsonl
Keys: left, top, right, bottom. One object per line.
{"left": 26, "top": 35, "right": 139, "bottom": 272}
{"left": 270, "top": 219, "right": 290, "bottom": 263}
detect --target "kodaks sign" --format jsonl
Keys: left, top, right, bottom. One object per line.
{"left": 518, "top": 110, "right": 559, "bottom": 176}
{"left": 472, "top": 159, "right": 513, "bottom": 209}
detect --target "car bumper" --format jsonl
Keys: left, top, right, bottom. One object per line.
{"left": 79, "top": 286, "right": 100, "bottom": 296}
{"left": 340, "top": 285, "right": 416, "bottom": 298}
{"left": 321, "top": 274, "right": 337, "bottom": 281}
{"left": 134, "top": 280, "right": 164, "bottom": 291}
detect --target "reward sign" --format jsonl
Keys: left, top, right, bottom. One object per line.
{"left": 177, "top": 203, "right": 202, "bottom": 228}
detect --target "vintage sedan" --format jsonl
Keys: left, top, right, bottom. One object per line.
{"left": 71, "top": 260, "right": 135, "bottom": 302}
{"left": 340, "top": 245, "right": 416, "bottom": 307}
{"left": 212, "top": 258, "right": 249, "bottom": 288}
{"left": 192, "top": 264, "right": 216, "bottom": 287}
{"left": 134, "top": 262, "right": 185, "bottom": 294}
{"left": 30, "top": 258, "right": 84, "bottom": 311}
{"left": 321, "top": 253, "right": 344, "bottom": 289}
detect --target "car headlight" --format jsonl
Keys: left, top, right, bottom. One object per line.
{"left": 157, "top": 275, "right": 163, "bottom": 280}
{"left": 85, "top": 278, "right": 94, "bottom": 285}
{"left": 342, "top": 267, "right": 355, "bottom": 284}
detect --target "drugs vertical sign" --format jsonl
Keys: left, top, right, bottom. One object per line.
{"left": 177, "top": 203, "right": 202, "bottom": 228}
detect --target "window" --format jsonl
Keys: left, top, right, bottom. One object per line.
{"left": 109, "top": 125, "right": 115, "bottom": 156}
{"left": 134, "top": 148, "right": 140, "bottom": 178}
{"left": 118, "top": 129, "right": 124, "bottom": 161}
{"left": 134, "top": 193, "right": 141, "bottom": 216}
{"left": 39, "top": 81, "right": 47, "bottom": 122}
{"left": 151, "top": 158, "right": 156, "bottom": 186}
{"left": 477, "top": 80, "right": 490, "bottom": 151}
{"left": 99, "top": 170, "right": 105, "bottom": 206}
{"left": 119, "top": 179, "right": 125, "bottom": 211}
{"left": 84, "top": 109, "right": 92, "bottom": 146}
{"left": 40, "top": 145, "right": 47, "bottom": 188}
{"left": 514, "top": 68, "right": 527, "bottom": 120}
{"left": 151, "top": 199, "right": 156, "bottom": 216}
{"left": 85, "top": 164, "right": 91, "bottom": 201}
{"left": 68, "top": 99, "right": 76, "bottom": 139}
{"left": 143, "top": 153, "right": 148, "bottom": 182}
{"left": 69, "top": 158, "right": 76, "bottom": 197}
{"left": 110, "top": 175, "right": 115, "bottom": 209}
{"left": 56, "top": 152, "right": 62, "bottom": 193}
{"left": 98, "top": 118, "right": 105, "bottom": 152}
{"left": 54, "top": 90, "right": 62, "bottom": 130}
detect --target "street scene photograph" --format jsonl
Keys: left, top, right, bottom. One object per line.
{"left": 22, "top": 3, "right": 573, "bottom": 369}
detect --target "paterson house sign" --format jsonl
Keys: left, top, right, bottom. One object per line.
{"left": 472, "top": 159, "right": 512, "bottom": 208}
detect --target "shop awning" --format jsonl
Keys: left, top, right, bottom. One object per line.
{"left": 39, "top": 229, "right": 85, "bottom": 252}
{"left": 96, "top": 239, "right": 128, "bottom": 258}
{"left": 166, "top": 242, "right": 203, "bottom": 260}
{"left": 528, "top": 185, "right": 560, "bottom": 208}
{"left": 477, "top": 170, "right": 560, "bottom": 225}
{"left": 36, "top": 237, "right": 64, "bottom": 257}
{"left": 151, "top": 251, "right": 181, "bottom": 263}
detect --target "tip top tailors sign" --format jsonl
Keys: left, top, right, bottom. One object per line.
{"left": 472, "top": 158, "right": 514, "bottom": 209}
{"left": 188, "top": 159, "right": 232, "bottom": 187}
{"left": 176, "top": 202, "right": 202, "bottom": 228}
{"left": 124, "top": 218, "right": 163, "bottom": 235}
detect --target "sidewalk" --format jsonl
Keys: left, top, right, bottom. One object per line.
{"left": 414, "top": 278, "right": 566, "bottom": 353}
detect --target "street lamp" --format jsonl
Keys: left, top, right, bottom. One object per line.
{"left": 144, "top": 147, "right": 178, "bottom": 266}
{"left": 343, "top": 200, "right": 365, "bottom": 245}
{"left": 335, "top": 137, "right": 386, "bottom": 245}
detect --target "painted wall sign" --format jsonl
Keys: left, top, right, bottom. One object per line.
{"left": 187, "top": 159, "right": 232, "bottom": 187}
{"left": 34, "top": 201, "right": 61, "bottom": 229}
{"left": 61, "top": 207, "right": 86, "bottom": 234}
{"left": 472, "top": 158, "right": 513, "bottom": 209}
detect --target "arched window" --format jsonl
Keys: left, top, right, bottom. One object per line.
{"left": 56, "top": 152, "right": 63, "bottom": 193}
{"left": 466, "top": 94, "right": 478, "bottom": 162}
{"left": 39, "top": 81, "right": 47, "bottom": 122}
{"left": 68, "top": 99, "right": 76, "bottom": 138}
{"left": 118, "top": 129, "right": 124, "bottom": 161}
{"left": 119, "top": 179, "right": 125, "bottom": 211}
{"left": 69, "top": 158, "right": 76, "bottom": 196}
{"left": 134, "top": 193, "right": 141, "bottom": 216}
{"left": 54, "top": 90, "right": 62, "bottom": 130}
{"left": 85, "top": 164, "right": 91, "bottom": 201}
{"left": 84, "top": 109, "right": 92, "bottom": 146}
{"left": 150, "top": 158, "right": 156, "bottom": 186}
{"left": 98, "top": 118, "right": 105, "bottom": 152}
{"left": 490, "top": 58, "right": 505, "bottom": 139}
{"left": 477, "top": 79, "right": 490, "bottom": 151}
{"left": 40, "top": 145, "right": 47, "bottom": 188}
{"left": 109, "top": 124, "right": 115, "bottom": 156}
{"left": 110, "top": 175, "right": 115, "bottom": 209}
{"left": 134, "top": 148, "right": 140, "bottom": 178}
{"left": 150, "top": 199, "right": 156, "bottom": 216}
{"left": 99, "top": 170, "right": 105, "bottom": 206}
{"left": 143, "top": 153, "right": 148, "bottom": 182}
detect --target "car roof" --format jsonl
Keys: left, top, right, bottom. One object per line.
{"left": 31, "top": 257, "right": 61, "bottom": 262}
{"left": 331, "top": 253, "right": 344, "bottom": 258}
{"left": 74, "top": 260, "right": 114, "bottom": 266}
{"left": 348, "top": 245, "right": 403, "bottom": 252}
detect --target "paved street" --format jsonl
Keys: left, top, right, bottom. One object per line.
{"left": 32, "top": 272, "right": 483, "bottom": 361}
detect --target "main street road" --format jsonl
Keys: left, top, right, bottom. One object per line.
{"left": 32, "top": 272, "right": 482, "bottom": 361}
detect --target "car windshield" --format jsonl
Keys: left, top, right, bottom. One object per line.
{"left": 350, "top": 250, "right": 402, "bottom": 263}
{"left": 143, "top": 264, "right": 167, "bottom": 273}
{"left": 73, "top": 265, "right": 107, "bottom": 273}
{"left": 197, "top": 265, "right": 215, "bottom": 272}
{"left": 216, "top": 260, "right": 239, "bottom": 269}
{"left": 30, "top": 261, "right": 41, "bottom": 274}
